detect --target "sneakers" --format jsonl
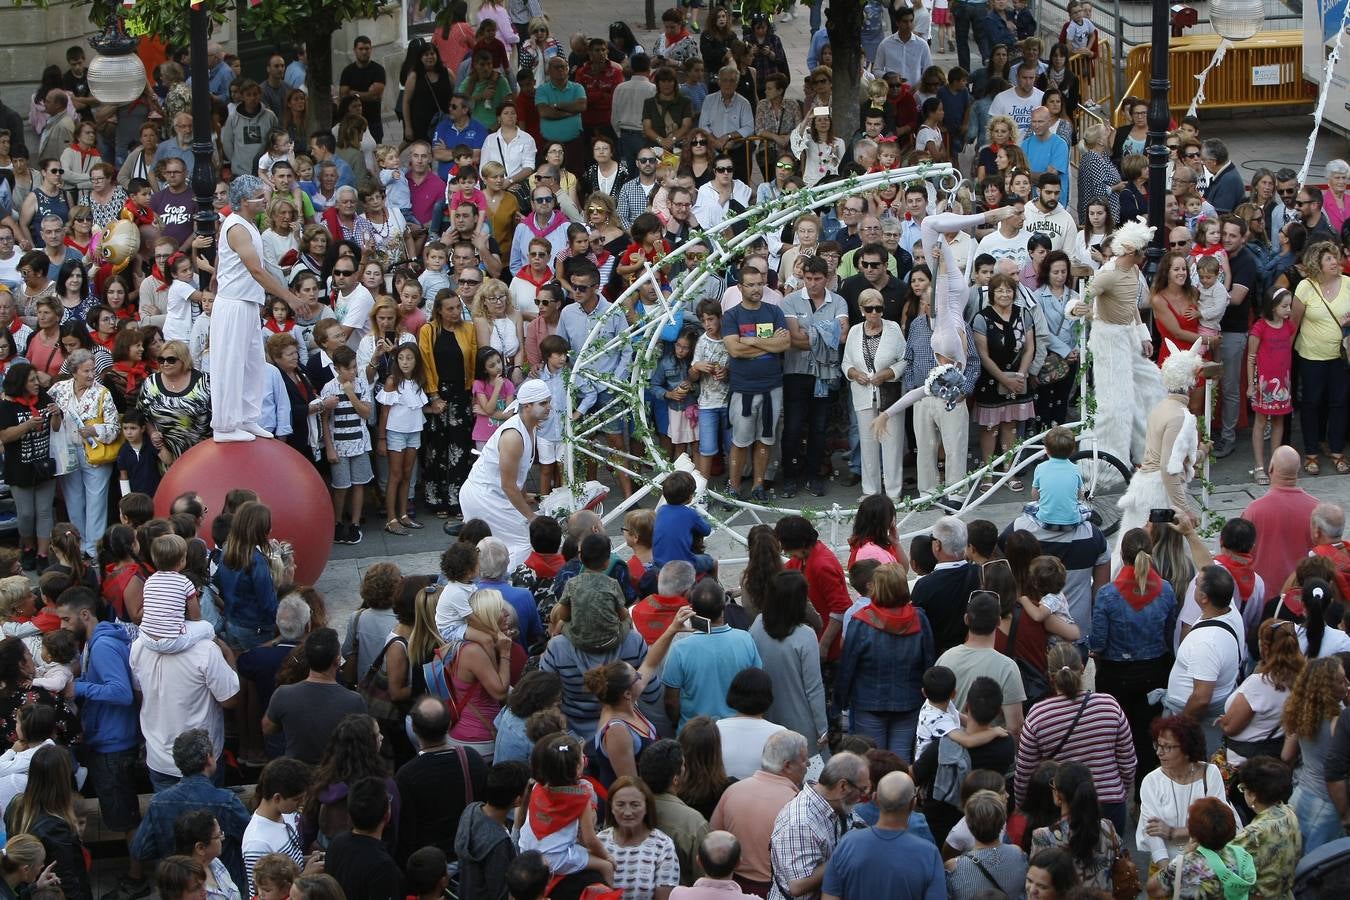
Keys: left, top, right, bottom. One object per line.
{"left": 334, "top": 523, "right": 364, "bottom": 545}
{"left": 807, "top": 478, "right": 826, "bottom": 497}
{"left": 749, "top": 484, "right": 768, "bottom": 502}
{"left": 348, "top": 523, "right": 363, "bottom": 545}
{"left": 1213, "top": 438, "right": 1237, "bottom": 459}
{"left": 781, "top": 481, "right": 799, "bottom": 499}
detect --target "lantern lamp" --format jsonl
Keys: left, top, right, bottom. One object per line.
{"left": 86, "top": 13, "right": 144, "bottom": 105}
{"left": 1208, "top": 0, "right": 1264, "bottom": 42}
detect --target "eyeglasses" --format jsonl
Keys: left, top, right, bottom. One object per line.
{"left": 1154, "top": 741, "right": 1179, "bottom": 753}
{"left": 333, "top": 269, "right": 355, "bottom": 276}
{"left": 158, "top": 355, "right": 179, "bottom": 364}
{"left": 533, "top": 196, "right": 555, "bottom": 204}
{"left": 715, "top": 165, "right": 734, "bottom": 173}
{"left": 859, "top": 260, "right": 884, "bottom": 269}
{"left": 862, "top": 305, "right": 884, "bottom": 313}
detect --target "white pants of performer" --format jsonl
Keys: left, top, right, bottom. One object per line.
{"left": 459, "top": 480, "right": 531, "bottom": 569}
{"left": 210, "top": 297, "right": 264, "bottom": 435}
{"left": 1112, "top": 469, "right": 1173, "bottom": 573}
{"left": 1089, "top": 322, "right": 1164, "bottom": 467}
{"left": 858, "top": 405, "right": 905, "bottom": 500}
{"left": 914, "top": 395, "right": 968, "bottom": 495}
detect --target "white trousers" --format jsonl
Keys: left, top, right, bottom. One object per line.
{"left": 914, "top": 395, "right": 969, "bottom": 495}
{"left": 858, "top": 404, "right": 905, "bottom": 500}
{"left": 210, "top": 297, "right": 265, "bottom": 434}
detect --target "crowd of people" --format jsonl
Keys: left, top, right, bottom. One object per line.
{"left": 0, "top": 0, "right": 1345, "bottom": 898}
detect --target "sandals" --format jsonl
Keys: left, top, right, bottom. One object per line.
{"left": 1252, "top": 467, "right": 1270, "bottom": 486}
{"left": 1306, "top": 455, "right": 1321, "bottom": 475}
{"left": 384, "top": 520, "right": 409, "bottom": 536}
{"left": 1009, "top": 479, "right": 1025, "bottom": 493}
{"left": 1334, "top": 455, "right": 1350, "bottom": 475}
{"left": 400, "top": 516, "right": 424, "bottom": 530}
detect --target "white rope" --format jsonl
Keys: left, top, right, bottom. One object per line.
{"left": 1185, "top": 39, "right": 1233, "bottom": 118}
{"left": 1298, "top": 4, "right": 1350, "bottom": 188}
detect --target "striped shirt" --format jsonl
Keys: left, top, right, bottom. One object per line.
{"left": 1013, "top": 692, "right": 1137, "bottom": 806}
{"left": 241, "top": 811, "right": 305, "bottom": 898}
{"left": 139, "top": 570, "right": 197, "bottom": 639}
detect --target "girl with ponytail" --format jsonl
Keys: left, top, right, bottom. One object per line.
{"left": 1029, "top": 760, "right": 1121, "bottom": 890}
{"left": 1014, "top": 644, "right": 1134, "bottom": 835}
{"left": 0, "top": 833, "right": 60, "bottom": 900}
{"left": 1089, "top": 527, "right": 1177, "bottom": 781}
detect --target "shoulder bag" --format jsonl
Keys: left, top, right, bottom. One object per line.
{"left": 1047, "top": 691, "right": 1093, "bottom": 759}
{"left": 1111, "top": 826, "right": 1143, "bottom": 900}
{"left": 1005, "top": 605, "right": 1051, "bottom": 703}
{"left": 82, "top": 386, "right": 123, "bottom": 466}
{"left": 1310, "top": 281, "right": 1350, "bottom": 365}
{"left": 358, "top": 633, "right": 408, "bottom": 734}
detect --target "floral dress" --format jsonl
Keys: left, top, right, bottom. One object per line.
{"left": 1030, "top": 817, "right": 1120, "bottom": 891}
{"left": 1250, "top": 316, "right": 1293, "bottom": 415}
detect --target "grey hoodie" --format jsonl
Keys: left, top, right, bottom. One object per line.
{"left": 453, "top": 803, "right": 515, "bottom": 900}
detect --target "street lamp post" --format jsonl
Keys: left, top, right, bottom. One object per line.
{"left": 187, "top": 4, "right": 218, "bottom": 290}
{"left": 1144, "top": 0, "right": 1172, "bottom": 274}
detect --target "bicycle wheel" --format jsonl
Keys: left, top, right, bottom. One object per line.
{"left": 1069, "top": 449, "right": 1134, "bottom": 536}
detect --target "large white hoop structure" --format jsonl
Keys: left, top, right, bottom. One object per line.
{"left": 557, "top": 162, "right": 1154, "bottom": 557}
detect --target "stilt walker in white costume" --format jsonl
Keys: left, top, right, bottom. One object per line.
{"left": 1112, "top": 337, "right": 1217, "bottom": 569}
{"left": 1066, "top": 218, "right": 1165, "bottom": 467}
{"left": 211, "top": 175, "right": 302, "bottom": 442}
{"left": 871, "top": 206, "right": 1016, "bottom": 453}
{"left": 459, "top": 379, "right": 553, "bottom": 568}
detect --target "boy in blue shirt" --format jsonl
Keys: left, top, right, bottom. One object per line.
{"left": 652, "top": 471, "right": 714, "bottom": 575}
{"left": 1028, "top": 425, "right": 1086, "bottom": 530}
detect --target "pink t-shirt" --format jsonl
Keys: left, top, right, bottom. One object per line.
{"left": 1243, "top": 485, "right": 1319, "bottom": 594}
{"left": 471, "top": 377, "right": 515, "bottom": 443}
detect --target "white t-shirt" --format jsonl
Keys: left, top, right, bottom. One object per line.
{"left": 376, "top": 380, "right": 430, "bottom": 433}
{"left": 1298, "top": 625, "right": 1350, "bottom": 658}
{"left": 164, "top": 279, "right": 196, "bottom": 343}
{"left": 1165, "top": 611, "right": 1245, "bottom": 713}
{"left": 1175, "top": 578, "right": 1264, "bottom": 653}
{"left": 988, "top": 87, "right": 1044, "bottom": 137}
{"left": 1222, "top": 672, "right": 1288, "bottom": 763}
{"left": 0, "top": 251, "right": 21, "bottom": 292}
{"left": 715, "top": 716, "right": 787, "bottom": 780}
{"left": 129, "top": 637, "right": 239, "bottom": 777}
{"left": 336, "top": 283, "right": 375, "bottom": 350}
{"left": 975, "top": 228, "right": 1031, "bottom": 270}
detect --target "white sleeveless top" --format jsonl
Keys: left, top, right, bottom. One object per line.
{"left": 466, "top": 413, "right": 533, "bottom": 494}
{"left": 216, "top": 212, "right": 266, "bottom": 306}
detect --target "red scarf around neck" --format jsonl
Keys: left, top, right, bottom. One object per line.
{"left": 67, "top": 142, "right": 99, "bottom": 163}
{"left": 527, "top": 783, "right": 592, "bottom": 838}
{"left": 852, "top": 601, "right": 921, "bottom": 636}
{"left": 1215, "top": 551, "right": 1256, "bottom": 602}
{"left": 1113, "top": 565, "right": 1164, "bottom": 612}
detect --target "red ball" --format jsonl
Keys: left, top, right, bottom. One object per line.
{"left": 153, "top": 438, "right": 334, "bottom": 585}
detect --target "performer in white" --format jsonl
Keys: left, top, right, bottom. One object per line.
{"left": 1066, "top": 218, "right": 1164, "bottom": 466}
{"left": 459, "top": 378, "right": 553, "bottom": 568}
{"left": 212, "top": 175, "right": 301, "bottom": 442}
{"left": 1113, "top": 337, "right": 1215, "bottom": 567}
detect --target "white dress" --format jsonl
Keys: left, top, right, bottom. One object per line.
{"left": 459, "top": 413, "right": 534, "bottom": 568}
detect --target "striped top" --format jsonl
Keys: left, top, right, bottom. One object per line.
{"left": 1013, "top": 691, "right": 1137, "bottom": 806}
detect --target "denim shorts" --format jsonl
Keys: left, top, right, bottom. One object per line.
{"left": 596, "top": 390, "right": 628, "bottom": 436}
{"left": 385, "top": 429, "right": 422, "bottom": 452}
{"left": 87, "top": 747, "right": 142, "bottom": 831}
{"left": 698, "top": 407, "right": 730, "bottom": 457}
{"left": 330, "top": 452, "right": 374, "bottom": 489}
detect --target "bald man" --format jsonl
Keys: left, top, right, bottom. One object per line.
{"left": 821, "top": 773, "right": 944, "bottom": 900}
{"left": 670, "top": 832, "right": 744, "bottom": 899}
{"left": 1242, "top": 445, "right": 1319, "bottom": 593}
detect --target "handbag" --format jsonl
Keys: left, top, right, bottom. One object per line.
{"left": 1039, "top": 351, "right": 1071, "bottom": 384}
{"left": 358, "top": 634, "right": 408, "bottom": 732}
{"left": 1005, "top": 606, "right": 1050, "bottom": 703}
{"left": 80, "top": 386, "right": 123, "bottom": 466}
{"left": 1112, "top": 828, "right": 1144, "bottom": 900}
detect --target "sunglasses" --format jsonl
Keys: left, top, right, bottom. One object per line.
{"left": 72, "top": 216, "right": 91, "bottom": 222}
{"left": 459, "top": 278, "right": 482, "bottom": 286}
{"left": 528, "top": 251, "right": 549, "bottom": 258}
{"left": 690, "top": 138, "right": 708, "bottom": 146}
{"left": 587, "top": 206, "right": 606, "bottom": 214}
{"left": 637, "top": 157, "right": 659, "bottom": 164}
{"left": 776, "top": 161, "right": 794, "bottom": 170}
{"left": 862, "top": 305, "right": 884, "bottom": 313}
{"left": 533, "top": 196, "right": 556, "bottom": 203}
{"left": 859, "top": 260, "right": 884, "bottom": 269}
{"left": 1278, "top": 187, "right": 1298, "bottom": 194}
{"left": 158, "top": 355, "right": 179, "bottom": 364}
{"left": 715, "top": 166, "right": 734, "bottom": 173}
{"left": 332, "top": 269, "right": 355, "bottom": 276}
{"left": 573, "top": 283, "right": 596, "bottom": 291}
{"left": 1170, "top": 240, "right": 1189, "bottom": 247}
{"left": 1184, "top": 151, "right": 1201, "bottom": 159}
{"left": 1166, "top": 144, "right": 1179, "bottom": 151}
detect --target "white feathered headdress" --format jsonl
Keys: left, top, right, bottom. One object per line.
{"left": 1110, "top": 217, "right": 1156, "bottom": 255}
{"left": 1160, "top": 337, "right": 1207, "bottom": 394}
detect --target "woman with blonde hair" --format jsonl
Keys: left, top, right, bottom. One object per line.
{"left": 0, "top": 577, "right": 40, "bottom": 659}
{"left": 976, "top": 114, "right": 1019, "bottom": 181}
{"left": 472, "top": 279, "right": 524, "bottom": 384}
{"left": 0, "top": 833, "right": 62, "bottom": 896}
{"left": 447, "top": 588, "right": 515, "bottom": 759}
{"left": 479, "top": 160, "right": 521, "bottom": 254}
{"left": 261, "top": 194, "right": 301, "bottom": 281}
{"left": 1076, "top": 122, "right": 1124, "bottom": 221}
{"left": 1282, "top": 656, "right": 1347, "bottom": 851}
{"left": 356, "top": 297, "right": 415, "bottom": 390}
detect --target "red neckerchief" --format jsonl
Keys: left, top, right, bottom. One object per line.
{"left": 847, "top": 537, "right": 897, "bottom": 568}
{"left": 1279, "top": 587, "right": 1306, "bottom": 618}
{"left": 264, "top": 320, "right": 295, "bottom": 334}
{"left": 527, "top": 783, "right": 592, "bottom": 838}
{"left": 1215, "top": 551, "right": 1257, "bottom": 602}
{"left": 64, "top": 237, "right": 89, "bottom": 256}
{"left": 667, "top": 27, "right": 692, "bottom": 45}
{"left": 67, "top": 142, "right": 99, "bottom": 163}
{"left": 7, "top": 320, "right": 23, "bottom": 335}
{"left": 8, "top": 393, "right": 38, "bottom": 417}
{"left": 1113, "top": 565, "right": 1164, "bottom": 612}
{"left": 30, "top": 608, "right": 60, "bottom": 633}
{"left": 525, "top": 551, "right": 564, "bottom": 579}
{"left": 853, "top": 601, "right": 921, "bottom": 635}
{"left": 514, "top": 266, "right": 554, "bottom": 289}
{"left": 113, "top": 306, "right": 136, "bottom": 321}
{"left": 152, "top": 262, "right": 172, "bottom": 292}
{"left": 91, "top": 331, "right": 116, "bottom": 351}
{"left": 113, "top": 361, "right": 147, "bottom": 395}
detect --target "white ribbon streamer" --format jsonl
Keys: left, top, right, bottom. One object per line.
{"left": 1186, "top": 39, "right": 1233, "bottom": 118}
{"left": 1298, "top": 2, "right": 1350, "bottom": 187}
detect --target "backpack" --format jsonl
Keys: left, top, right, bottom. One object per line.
{"left": 421, "top": 640, "right": 464, "bottom": 715}
{"left": 930, "top": 733, "right": 972, "bottom": 807}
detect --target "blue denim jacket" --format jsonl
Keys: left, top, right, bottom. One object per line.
{"left": 834, "top": 607, "right": 936, "bottom": 712}
{"left": 1090, "top": 579, "right": 1177, "bottom": 661}
{"left": 654, "top": 348, "right": 699, "bottom": 412}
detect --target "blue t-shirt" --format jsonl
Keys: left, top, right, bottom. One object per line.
{"left": 822, "top": 827, "right": 946, "bottom": 900}
{"left": 431, "top": 118, "right": 488, "bottom": 180}
{"left": 661, "top": 626, "right": 762, "bottom": 729}
{"left": 1032, "top": 456, "right": 1083, "bottom": 526}
{"left": 722, "top": 302, "right": 787, "bottom": 393}
{"left": 116, "top": 440, "right": 161, "bottom": 497}
{"left": 535, "top": 80, "right": 586, "bottom": 143}
{"left": 652, "top": 503, "right": 712, "bottom": 568}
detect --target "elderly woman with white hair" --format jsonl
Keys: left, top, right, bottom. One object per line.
{"left": 321, "top": 185, "right": 361, "bottom": 243}
{"left": 48, "top": 348, "right": 119, "bottom": 557}
{"left": 211, "top": 175, "right": 302, "bottom": 443}
{"left": 475, "top": 536, "right": 547, "bottom": 650}
{"left": 1076, "top": 122, "right": 1124, "bottom": 222}
{"left": 1323, "top": 159, "right": 1350, "bottom": 233}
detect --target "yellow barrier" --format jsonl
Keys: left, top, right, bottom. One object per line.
{"left": 1124, "top": 31, "right": 1315, "bottom": 113}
